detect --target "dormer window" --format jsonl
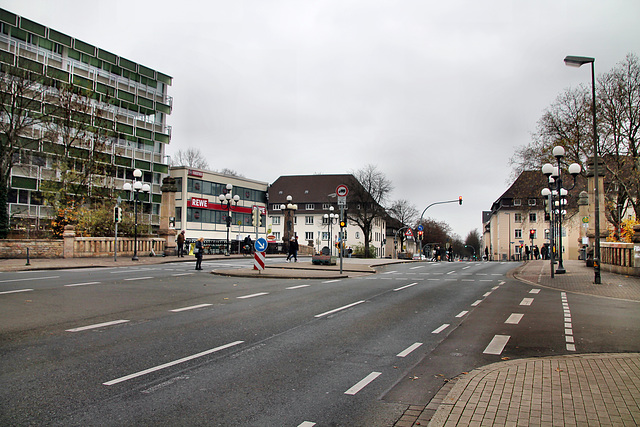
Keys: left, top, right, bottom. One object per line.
{"left": 513, "top": 199, "right": 521, "bottom": 206}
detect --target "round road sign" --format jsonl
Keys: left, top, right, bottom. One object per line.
{"left": 336, "top": 184, "right": 349, "bottom": 197}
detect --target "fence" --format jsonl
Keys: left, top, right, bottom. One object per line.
{"left": 600, "top": 242, "right": 640, "bottom": 276}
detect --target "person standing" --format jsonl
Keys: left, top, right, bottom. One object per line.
{"left": 177, "top": 230, "right": 186, "bottom": 257}
{"left": 194, "top": 237, "right": 204, "bottom": 270}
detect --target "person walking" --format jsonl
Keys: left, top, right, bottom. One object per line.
{"left": 194, "top": 237, "right": 204, "bottom": 270}
{"left": 176, "top": 230, "right": 185, "bottom": 257}
{"left": 286, "top": 236, "right": 299, "bottom": 262}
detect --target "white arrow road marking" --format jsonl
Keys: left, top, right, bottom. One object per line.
{"left": 344, "top": 372, "right": 382, "bottom": 395}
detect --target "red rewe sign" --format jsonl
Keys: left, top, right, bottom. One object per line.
{"left": 190, "top": 197, "right": 209, "bottom": 208}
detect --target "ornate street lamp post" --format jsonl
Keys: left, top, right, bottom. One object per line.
{"left": 542, "top": 146, "right": 581, "bottom": 274}
{"left": 123, "top": 168, "right": 150, "bottom": 261}
{"left": 219, "top": 183, "right": 240, "bottom": 256}
{"left": 323, "top": 206, "right": 338, "bottom": 255}
{"left": 280, "top": 195, "right": 298, "bottom": 253}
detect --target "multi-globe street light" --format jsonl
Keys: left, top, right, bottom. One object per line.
{"left": 219, "top": 183, "right": 240, "bottom": 256}
{"left": 323, "top": 206, "right": 338, "bottom": 255}
{"left": 542, "top": 146, "right": 581, "bottom": 274}
{"left": 122, "top": 168, "right": 150, "bottom": 261}
{"left": 564, "top": 55, "right": 601, "bottom": 284}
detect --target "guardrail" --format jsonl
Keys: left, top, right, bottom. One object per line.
{"left": 600, "top": 242, "right": 640, "bottom": 276}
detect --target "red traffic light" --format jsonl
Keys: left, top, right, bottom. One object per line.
{"left": 458, "top": 196, "right": 463, "bottom": 205}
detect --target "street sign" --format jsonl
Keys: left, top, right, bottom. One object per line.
{"left": 405, "top": 229, "right": 414, "bottom": 239}
{"left": 254, "top": 237, "right": 268, "bottom": 252}
{"left": 417, "top": 224, "right": 423, "bottom": 231}
{"left": 253, "top": 251, "right": 265, "bottom": 271}
{"left": 336, "top": 184, "right": 349, "bottom": 197}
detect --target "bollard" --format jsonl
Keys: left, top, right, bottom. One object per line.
{"left": 26, "top": 247, "right": 31, "bottom": 266}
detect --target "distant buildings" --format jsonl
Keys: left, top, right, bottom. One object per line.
{"left": 483, "top": 170, "right": 586, "bottom": 261}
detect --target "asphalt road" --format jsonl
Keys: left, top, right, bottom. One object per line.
{"left": 1, "top": 259, "right": 638, "bottom": 426}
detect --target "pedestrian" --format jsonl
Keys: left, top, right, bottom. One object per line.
{"left": 541, "top": 244, "right": 548, "bottom": 260}
{"left": 447, "top": 246, "right": 453, "bottom": 262}
{"left": 484, "top": 247, "right": 489, "bottom": 261}
{"left": 525, "top": 245, "right": 530, "bottom": 260}
{"left": 286, "top": 236, "right": 299, "bottom": 262}
{"left": 533, "top": 245, "right": 540, "bottom": 260}
{"left": 176, "top": 230, "right": 185, "bottom": 257}
{"left": 348, "top": 247, "right": 353, "bottom": 258}
{"left": 243, "top": 235, "right": 252, "bottom": 255}
{"left": 194, "top": 237, "right": 204, "bottom": 270}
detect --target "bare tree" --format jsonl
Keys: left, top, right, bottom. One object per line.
{"left": 0, "top": 66, "right": 51, "bottom": 238}
{"left": 388, "top": 199, "right": 418, "bottom": 250}
{"left": 346, "top": 164, "right": 393, "bottom": 258}
{"left": 464, "top": 229, "right": 481, "bottom": 259}
{"left": 171, "top": 147, "right": 209, "bottom": 169}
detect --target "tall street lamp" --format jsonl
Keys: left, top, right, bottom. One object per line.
{"left": 280, "top": 195, "right": 298, "bottom": 253}
{"left": 541, "top": 187, "right": 555, "bottom": 278}
{"left": 564, "top": 55, "right": 601, "bottom": 284}
{"left": 542, "top": 146, "right": 581, "bottom": 274}
{"left": 323, "top": 206, "right": 338, "bottom": 255}
{"left": 123, "top": 168, "right": 150, "bottom": 261}
{"left": 219, "top": 183, "right": 240, "bottom": 256}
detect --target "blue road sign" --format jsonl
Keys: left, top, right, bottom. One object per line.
{"left": 417, "top": 225, "right": 424, "bottom": 231}
{"left": 255, "top": 237, "right": 268, "bottom": 252}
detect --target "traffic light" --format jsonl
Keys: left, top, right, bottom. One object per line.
{"left": 339, "top": 218, "right": 346, "bottom": 228}
{"left": 252, "top": 207, "right": 260, "bottom": 227}
{"left": 458, "top": 196, "right": 463, "bottom": 205}
{"left": 113, "top": 206, "right": 122, "bottom": 223}
{"left": 529, "top": 229, "right": 535, "bottom": 239}
{"left": 418, "top": 230, "right": 423, "bottom": 239}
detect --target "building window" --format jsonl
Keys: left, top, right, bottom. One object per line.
{"left": 528, "top": 199, "right": 537, "bottom": 206}
{"left": 272, "top": 204, "right": 281, "bottom": 211}
{"left": 355, "top": 231, "right": 360, "bottom": 239}
{"left": 322, "top": 231, "right": 329, "bottom": 240}
{"left": 273, "top": 232, "right": 280, "bottom": 241}
{"left": 271, "top": 216, "right": 281, "bottom": 225}
{"left": 529, "top": 212, "right": 537, "bottom": 222}
{"left": 322, "top": 203, "right": 332, "bottom": 210}
{"left": 305, "top": 204, "right": 314, "bottom": 210}
{"left": 305, "top": 216, "right": 314, "bottom": 225}
{"left": 544, "top": 229, "right": 550, "bottom": 239}
{"left": 515, "top": 229, "right": 522, "bottom": 239}
{"left": 305, "top": 232, "right": 313, "bottom": 240}
{"left": 514, "top": 213, "right": 522, "bottom": 222}
{"left": 514, "top": 199, "right": 522, "bottom": 206}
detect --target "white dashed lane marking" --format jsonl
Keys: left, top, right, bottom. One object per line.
{"left": 483, "top": 335, "right": 510, "bottom": 355}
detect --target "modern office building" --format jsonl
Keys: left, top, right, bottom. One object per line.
{"left": 267, "top": 174, "right": 387, "bottom": 257}
{"left": 170, "top": 167, "right": 268, "bottom": 253}
{"left": 0, "top": 8, "right": 172, "bottom": 234}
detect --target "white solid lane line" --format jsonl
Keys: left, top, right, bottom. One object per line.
{"left": 393, "top": 282, "right": 418, "bottom": 291}
{"left": 432, "top": 324, "right": 450, "bottom": 334}
{"left": 124, "top": 277, "right": 154, "bottom": 281}
{"left": 323, "top": 279, "right": 341, "bottom": 284}
{"left": 0, "top": 275, "right": 59, "bottom": 283}
{"left": 505, "top": 313, "right": 524, "bottom": 324}
{"left": 0, "top": 288, "right": 33, "bottom": 295}
{"left": 65, "top": 282, "right": 101, "bottom": 287}
{"left": 397, "top": 342, "right": 423, "bottom": 358}
{"left": 344, "top": 372, "right": 382, "bottom": 395}
{"left": 287, "top": 284, "right": 311, "bottom": 290}
{"left": 170, "top": 304, "right": 213, "bottom": 312}
{"left": 66, "top": 319, "right": 130, "bottom": 332}
{"left": 103, "top": 341, "right": 245, "bottom": 386}
{"left": 315, "top": 300, "right": 365, "bottom": 318}
{"left": 172, "top": 273, "right": 194, "bottom": 277}
{"left": 484, "top": 335, "right": 510, "bottom": 355}
{"left": 237, "top": 292, "right": 269, "bottom": 299}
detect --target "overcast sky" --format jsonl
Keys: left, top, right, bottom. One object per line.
{"left": 3, "top": 0, "right": 639, "bottom": 239}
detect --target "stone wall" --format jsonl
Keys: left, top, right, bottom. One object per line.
{"left": 0, "top": 239, "right": 64, "bottom": 258}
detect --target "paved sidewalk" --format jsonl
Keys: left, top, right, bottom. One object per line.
{"left": 395, "top": 260, "right": 640, "bottom": 426}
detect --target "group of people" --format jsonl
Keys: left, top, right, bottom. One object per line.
{"left": 430, "top": 246, "right": 454, "bottom": 262}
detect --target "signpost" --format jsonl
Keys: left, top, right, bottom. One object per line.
{"left": 253, "top": 237, "right": 267, "bottom": 272}
{"left": 336, "top": 185, "right": 348, "bottom": 274}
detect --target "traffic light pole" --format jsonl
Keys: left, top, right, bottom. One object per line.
{"left": 419, "top": 197, "right": 463, "bottom": 228}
